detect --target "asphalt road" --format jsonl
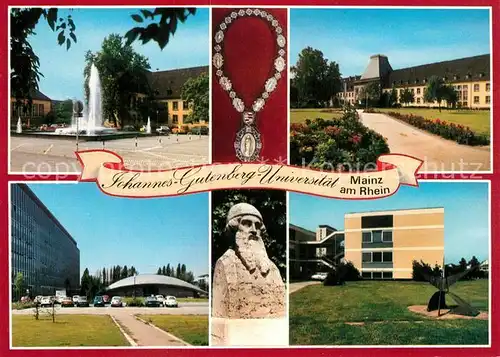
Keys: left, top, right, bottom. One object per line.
{"left": 10, "top": 134, "right": 209, "bottom": 174}
{"left": 12, "top": 302, "right": 209, "bottom": 316}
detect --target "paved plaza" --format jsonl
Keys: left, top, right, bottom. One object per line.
{"left": 10, "top": 134, "right": 209, "bottom": 174}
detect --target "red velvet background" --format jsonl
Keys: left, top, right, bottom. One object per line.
{"left": 211, "top": 8, "right": 288, "bottom": 163}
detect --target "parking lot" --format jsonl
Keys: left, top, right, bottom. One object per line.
{"left": 12, "top": 301, "right": 208, "bottom": 316}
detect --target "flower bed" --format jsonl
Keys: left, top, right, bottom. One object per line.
{"left": 384, "top": 111, "right": 489, "bottom": 146}
{"left": 290, "top": 108, "right": 390, "bottom": 171}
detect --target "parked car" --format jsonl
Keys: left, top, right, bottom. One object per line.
{"left": 155, "top": 295, "right": 165, "bottom": 305}
{"left": 122, "top": 125, "right": 136, "bottom": 132}
{"left": 164, "top": 296, "right": 178, "bottom": 308}
{"left": 156, "top": 125, "right": 170, "bottom": 135}
{"left": 72, "top": 295, "right": 80, "bottom": 303}
{"left": 34, "top": 295, "right": 43, "bottom": 303}
{"left": 145, "top": 296, "right": 162, "bottom": 307}
{"left": 93, "top": 296, "right": 105, "bottom": 307}
{"left": 61, "top": 297, "right": 74, "bottom": 307}
{"left": 311, "top": 272, "right": 329, "bottom": 281}
{"left": 111, "top": 296, "right": 123, "bottom": 307}
{"left": 75, "top": 296, "right": 89, "bottom": 307}
{"left": 40, "top": 296, "right": 54, "bottom": 307}
{"left": 102, "top": 295, "right": 110, "bottom": 304}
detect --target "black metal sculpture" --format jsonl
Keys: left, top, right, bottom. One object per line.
{"left": 424, "top": 263, "right": 480, "bottom": 317}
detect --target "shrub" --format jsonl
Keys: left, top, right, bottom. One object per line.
{"left": 122, "top": 297, "right": 144, "bottom": 307}
{"left": 12, "top": 302, "right": 35, "bottom": 310}
{"left": 412, "top": 260, "right": 441, "bottom": 282}
{"left": 323, "top": 262, "right": 360, "bottom": 286}
{"left": 290, "top": 107, "right": 390, "bottom": 170}
{"left": 385, "top": 111, "right": 489, "bottom": 146}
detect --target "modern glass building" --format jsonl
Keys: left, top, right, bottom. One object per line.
{"left": 11, "top": 184, "right": 80, "bottom": 299}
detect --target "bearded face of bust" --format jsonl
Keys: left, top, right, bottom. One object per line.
{"left": 228, "top": 214, "right": 271, "bottom": 275}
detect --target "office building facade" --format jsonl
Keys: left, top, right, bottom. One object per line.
{"left": 344, "top": 208, "right": 444, "bottom": 279}
{"left": 11, "top": 184, "right": 80, "bottom": 299}
{"left": 290, "top": 207, "right": 444, "bottom": 280}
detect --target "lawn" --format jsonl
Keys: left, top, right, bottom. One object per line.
{"left": 377, "top": 108, "right": 490, "bottom": 135}
{"left": 290, "top": 280, "right": 488, "bottom": 345}
{"left": 12, "top": 315, "right": 129, "bottom": 347}
{"left": 290, "top": 108, "right": 344, "bottom": 123}
{"left": 138, "top": 314, "right": 208, "bottom": 346}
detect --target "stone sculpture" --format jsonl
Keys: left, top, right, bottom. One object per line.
{"left": 212, "top": 202, "right": 285, "bottom": 318}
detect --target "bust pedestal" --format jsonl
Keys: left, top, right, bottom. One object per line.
{"left": 211, "top": 317, "right": 288, "bottom": 346}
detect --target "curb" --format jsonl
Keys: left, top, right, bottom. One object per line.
{"left": 110, "top": 315, "right": 138, "bottom": 347}
{"left": 134, "top": 315, "right": 190, "bottom": 346}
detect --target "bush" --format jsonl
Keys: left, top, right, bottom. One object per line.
{"left": 290, "top": 107, "right": 390, "bottom": 171}
{"left": 412, "top": 260, "right": 441, "bottom": 282}
{"left": 323, "top": 262, "right": 360, "bottom": 286}
{"left": 122, "top": 297, "right": 144, "bottom": 307}
{"left": 12, "top": 302, "right": 35, "bottom": 310}
{"left": 385, "top": 111, "right": 489, "bottom": 146}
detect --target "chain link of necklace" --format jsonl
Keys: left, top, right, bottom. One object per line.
{"left": 212, "top": 8, "right": 286, "bottom": 114}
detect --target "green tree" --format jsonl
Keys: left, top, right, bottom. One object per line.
{"left": 80, "top": 268, "right": 90, "bottom": 297}
{"left": 166, "top": 264, "right": 171, "bottom": 276}
{"left": 157, "top": 267, "right": 162, "bottom": 275}
{"left": 84, "top": 34, "right": 151, "bottom": 128}
{"left": 180, "top": 264, "right": 187, "bottom": 280}
{"left": 358, "top": 81, "right": 381, "bottom": 107}
{"left": 399, "top": 88, "right": 415, "bottom": 106}
{"left": 424, "top": 75, "right": 447, "bottom": 111}
{"left": 11, "top": 8, "right": 194, "bottom": 113}
{"left": 121, "top": 265, "right": 129, "bottom": 279}
{"left": 293, "top": 47, "right": 342, "bottom": 108}
{"left": 176, "top": 264, "right": 181, "bottom": 278}
{"left": 389, "top": 86, "right": 398, "bottom": 107}
{"left": 10, "top": 8, "right": 76, "bottom": 111}
{"left": 14, "top": 272, "right": 24, "bottom": 301}
{"left": 442, "top": 85, "right": 458, "bottom": 108}
{"left": 53, "top": 99, "right": 73, "bottom": 124}
{"left": 102, "top": 268, "right": 106, "bottom": 286}
{"left": 181, "top": 72, "right": 209, "bottom": 123}
{"left": 459, "top": 257, "right": 468, "bottom": 272}
{"left": 212, "top": 190, "right": 286, "bottom": 281}
{"left": 129, "top": 266, "right": 137, "bottom": 276}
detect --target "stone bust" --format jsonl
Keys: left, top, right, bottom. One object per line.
{"left": 212, "top": 203, "right": 285, "bottom": 319}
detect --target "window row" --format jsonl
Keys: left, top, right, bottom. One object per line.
{"left": 362, "top": 230, "right": 393, "bottom": 243}
{"left": 362, "top": 271, "right": 393, "bottom": 279}
{"left": 362, "top": 251, "right": 393, "bottom": 263}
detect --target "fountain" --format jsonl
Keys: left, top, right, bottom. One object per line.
{"left": 16, "top": 117, "right": 22, "bottom": 133}
{"left": 55, "top": 63, "right": 116, "bottom": 136}
{"left": 146, "top": 116, "right": 151, "bottom": 134}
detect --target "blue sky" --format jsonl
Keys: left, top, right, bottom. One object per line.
{"left": 27, "top": 183, "right": 209, "bottom": 278}
{"left": 291, "top": 8, "right": 491, "bottom": 77}
{"left": 26, "top": 8, "right": 209, "bottom": 100}
{"left": 290, "top": 181, "right": 489, "bottom": 263}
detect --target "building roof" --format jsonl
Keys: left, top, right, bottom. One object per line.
{"left": 289, "top": 223, "right": 316, "bottom": 237}
{"left": 11, "top": 89, "right": 52, "bottom": 102}
{"left": 106, "top": 274, "right": 207, "bottom": 294}
{"left": 386, "top": 54, "right": 490, "bottom": 88}
{"left": 361, "top": 54, "right": 393, "bottom": 80}
{"left": 147, "top": 66, "right": 208, "bottom": 100}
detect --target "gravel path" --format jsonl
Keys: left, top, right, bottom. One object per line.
{"left": 359, "top": 111, "right": 490, "bottom": 172}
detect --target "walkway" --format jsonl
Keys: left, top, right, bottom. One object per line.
{"left": 113, "top": 313, "right": 187, "bottom": 346}
{"left": 359, "top": 111, "right": 490, "bottom": 172}
{"left": 289, "top": 281, "right": 321, "bottom": 294}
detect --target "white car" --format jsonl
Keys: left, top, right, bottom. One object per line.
{"left": 155, "top": 295, "right": 165, "bottom": 305}
{"left": 311, "top": 272, "right": 329, "bottom": 281}
{"left": 40, "top": 296, "right": 54, "bottom": 307}
{"left": 164, "top": 296, "right": 178, "bottom": 308}
{"left": 72, "top": 295, "right": 80, "bottom": 303}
